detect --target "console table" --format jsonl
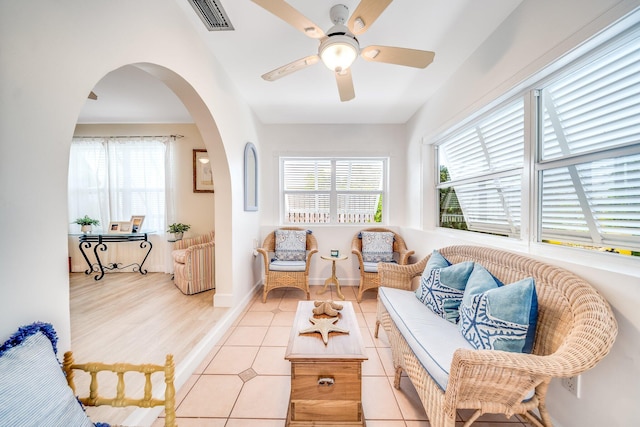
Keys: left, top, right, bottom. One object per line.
{"left": 78, "top": 232, "right": 153, "bottom": 281}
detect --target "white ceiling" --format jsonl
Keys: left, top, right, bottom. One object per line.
{"left": 77, "top": 0, "right": 523, "bottom": 125}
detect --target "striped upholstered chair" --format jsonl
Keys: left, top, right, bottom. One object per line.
{"left": 171, "top": 231, "right": 215, "bottom": 295}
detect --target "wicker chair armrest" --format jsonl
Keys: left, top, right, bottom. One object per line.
{"left": 306, "top": 248, "right": 318, "bottom": 262}
{"left": 396, "top": 248, "right": 415, "bottom": 265}
{"left": 256, "top": 247, "right": 271, "bottom": 272}
{"left": 378, "top": 257, "right": 428, "bottom": 291}
{"left": 445, "top": 348, "right": 557, "bottom": 412}
{"left": 351, "top": 243, "right": 365, "bottom": 267}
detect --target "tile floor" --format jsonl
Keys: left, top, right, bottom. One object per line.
{"left": 153, "top": 285, "right": 530, "bottom": 427}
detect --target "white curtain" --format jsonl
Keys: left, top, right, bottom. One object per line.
{"left": 68, "top": 136, "right": 175, "bottom": 273}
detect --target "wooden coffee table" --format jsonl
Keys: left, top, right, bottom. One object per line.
{"left": 285, "top": 301, "right": 367, "bottom": 426}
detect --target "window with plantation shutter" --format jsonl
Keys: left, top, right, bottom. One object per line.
{"left": 437, "top": 99, "right": 524, "bottom": 236}
{"left": 432, "top": 17, "right": 639, "bottom": 256}
{"left": 282, "top": 158, "right": 386, "bottom": 224}
{"left": 538, "top": 26, "right": 640, "bottom": 251}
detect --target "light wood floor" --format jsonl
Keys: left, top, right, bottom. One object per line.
{"left": 69, "top": 272, "right": 228, "bottom": 424}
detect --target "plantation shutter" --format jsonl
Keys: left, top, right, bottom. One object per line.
{"left": 282, "top": 158, "right": 386, "bottom": 224}
{"left": 283, "top": 159, "right": 331, "bottom": 223}
{"left": 438, "top": 99, "right": 524, "bottom": 236}
{"left": 336, "top": 160, "right": 383, "bottom": 223}
{"left": 539, "top": 28, "right": 640, "bottom": 249}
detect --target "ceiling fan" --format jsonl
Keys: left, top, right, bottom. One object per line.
{"left": 251, "top": 0, "right": 435, "bottom": 102}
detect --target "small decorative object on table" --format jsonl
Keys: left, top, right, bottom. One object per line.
{"left": 167, "top": 222, "right": 191, "bottom": 241}
{"left": 299, "top": 316, "right": 349, "bottom": 345}
{"left": 312, "top": 300, "right": 343, "bottom": 316}
{"left": 330, "top": 249, "right": 339, "bottom": 257}
{"left": 130, "top": 215, "right": 145, "bottom": 232}
{"left": 73, "top": 215, "right": 100, "bottom": 234}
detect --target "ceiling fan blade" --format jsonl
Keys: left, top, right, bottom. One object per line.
{"left": 361, "top": 45, "right": 435, "bottom": 68}
{"left": 348, "top": 0, "right": 392, "bottom": 35}
{"left": 261, "top": 55, "right": 320, "bottom": 81}
{"left": 335, "top": 69, "right": 355, "bottom": 102}
{"left": 251, "top": 0, "right": 325, "bottom": 39}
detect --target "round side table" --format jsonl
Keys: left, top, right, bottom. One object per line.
{"left": 318, "top": 254, "right": 348, "bottom": 300}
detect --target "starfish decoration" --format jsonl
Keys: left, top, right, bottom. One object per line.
{"left": 299, "top": 316, "right": 349, "bottom": 345}
{"left": 312, "top": 300, "right": 343, "bottom": 316}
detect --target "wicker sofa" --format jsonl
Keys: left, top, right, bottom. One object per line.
{"left": 375, "top": 245, "right": 618, "bottom": 427}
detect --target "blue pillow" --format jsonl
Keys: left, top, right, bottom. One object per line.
{"left": 415, "top": 250, "right": 474, "bottom": 323}
{"left": 274, "top": 229, "right": 308, "bottom": 261}
{"left": 0, "top": 322, "right": 96, "bottom": 427}
{"left": 459, "top": 263, "right": 538, "bottom": 353}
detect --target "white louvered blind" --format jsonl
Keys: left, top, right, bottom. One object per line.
{"left": 282, "top": 158, "right": 386, "bottom": 224}
{"left": 539, "top": 28, "right": 640, "bottom": 249}
{"left": 437, "top": 99, "right": 524, "bottom": 236}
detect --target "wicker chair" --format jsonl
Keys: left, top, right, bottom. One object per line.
{"left": 351, "top": 227, "right": 414, "bottom": 301}
{"left": 257, "top": 227, "right": 318, "bottom": 302}
{"left": 375, "top": 245, "right": 618, "bottom": 427}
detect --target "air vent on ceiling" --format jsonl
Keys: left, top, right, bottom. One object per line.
{"left": 187, "top": 0, "right": 234, "bottom": 31}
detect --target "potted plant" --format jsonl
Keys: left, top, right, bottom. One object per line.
{"left": 73, "top": 215, "right": 100, "bottom": 234}
{"left": 167, "top": 223, "right": 191, "bottom": 241}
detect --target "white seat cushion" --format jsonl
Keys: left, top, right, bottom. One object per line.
{"left": 378, "top": 286, "right": 473, "bottom": 391}
{"left": 269, "top": 260, "right": 306, "bottom": 272}
{"left": 363, "top": 260, "right": 396, "bottom": 273}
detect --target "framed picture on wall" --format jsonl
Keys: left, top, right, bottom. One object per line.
{"left": 193, "top": 149, "right": 214, "bottom": 193}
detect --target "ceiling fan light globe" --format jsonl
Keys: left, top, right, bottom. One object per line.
{"left": 319, "top": 35, "right": 359, "bottom": 72}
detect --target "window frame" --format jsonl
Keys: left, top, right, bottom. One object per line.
{"left": 280, "top": 156, "right": 388, "bottom": 225}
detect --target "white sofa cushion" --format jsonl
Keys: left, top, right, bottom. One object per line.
{"left": 379, "top": 286, "right": 473, "bottom": 391}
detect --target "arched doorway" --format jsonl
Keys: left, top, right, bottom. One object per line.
{"left": 68, "top": 63, "right": 233, "bottom": 424}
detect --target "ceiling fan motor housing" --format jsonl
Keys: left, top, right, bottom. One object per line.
{"left": 330, "top": 4, "right": 349, "bottom": 25}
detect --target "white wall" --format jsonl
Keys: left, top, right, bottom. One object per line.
{"left": 255, "top": 123, "right": 409, "bottom": 285}
{"left": 0, "top": 0, "right": 260, "bottom": 353}
{"left": 404, "top": 1, "right": 640, "bottom": 426}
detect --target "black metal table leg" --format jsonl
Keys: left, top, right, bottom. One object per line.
{"left": 92, "top": 242, "right": 107, "bottom": 281}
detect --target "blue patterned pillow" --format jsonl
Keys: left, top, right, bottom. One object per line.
{"left": 360, "top": 231, "right": 394, "bottom": 262}
{"left": 459, "top": 263, "right": 538, "bottom": 353}
{"left": 415, "top": 250, "right": 474, "bottom": 323}
{"left": 0, "top": 322, "right": 95, "bottom": 427}
{"left": 274, "top": 229, "right": 308, "bottom": 261}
